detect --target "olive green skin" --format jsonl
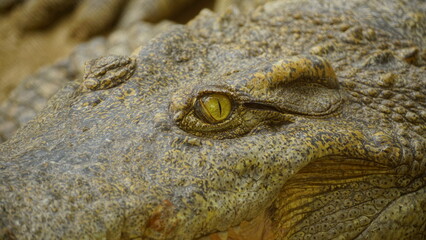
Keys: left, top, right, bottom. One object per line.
{"left": 1, "top": 0, "right": 426, "bottom": 239}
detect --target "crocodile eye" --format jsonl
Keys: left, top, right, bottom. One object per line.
{"left": 195, "top": 93, "right": 232, "bottom": 123}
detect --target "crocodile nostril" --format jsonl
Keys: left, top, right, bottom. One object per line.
{"left": 81, "top": 55, "right": 136, "bottom": 92}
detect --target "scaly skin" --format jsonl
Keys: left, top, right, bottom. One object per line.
{"left": 0, "top": 20, "right": 175, "bottom": 142}
{"left": 0, "top": 0, "right": 199, "bottom": 105}
{"left": 1, "top": 0, "right": 426, "bottom": 239}
{"left": 0, "top": 0, "right": 236, "bottom": 136}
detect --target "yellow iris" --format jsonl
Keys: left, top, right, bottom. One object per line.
{"left": 198, "top": 93, "right": 232, "bottom": 123}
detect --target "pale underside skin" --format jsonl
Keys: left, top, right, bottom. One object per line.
{"left": 0, "top": 0, "right": 426, "bottom": 239}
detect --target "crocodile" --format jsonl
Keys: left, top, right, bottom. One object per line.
{"left": 0, "top": 0, "right": 213, "bottom": 104}
{"left": 0, "top": 0, "right": 261, "bottom": 140}
{"left": 1, "top": 0, "right": 426, "bottom": 239}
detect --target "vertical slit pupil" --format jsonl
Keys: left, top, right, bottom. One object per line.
{"left": 216, "top": 98, "right": 222, "bottom": 117}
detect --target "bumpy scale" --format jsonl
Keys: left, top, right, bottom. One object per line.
{"left": 0, "top": 0, "right": 425, "bottom": 239}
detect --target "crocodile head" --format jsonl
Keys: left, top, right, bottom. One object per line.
{"left": 1, "top": 0, "right": 425, "bottom": 239}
